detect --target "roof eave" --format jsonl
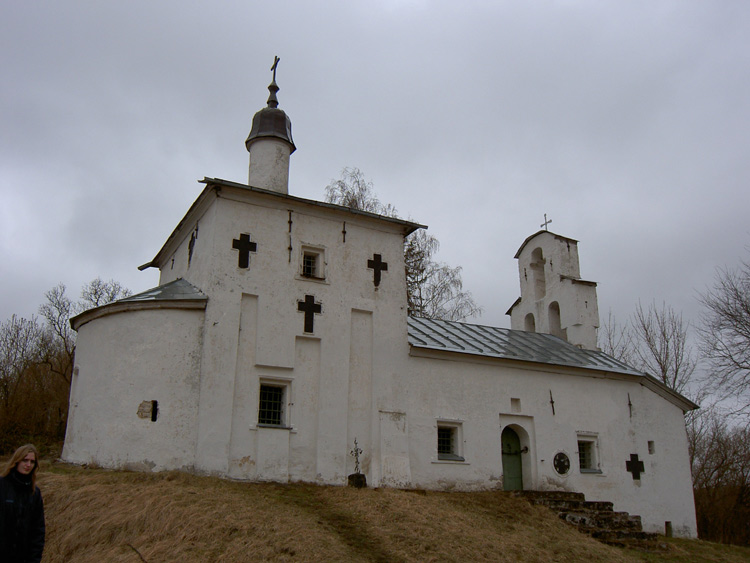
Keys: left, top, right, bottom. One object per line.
{"left": 139, "top": 177, "right": 427, "bottom": 272}
{"left": 139, "top": 183, "right": 218, "bottom": 271}
{"left": 514, "top": 230, "right": 579, "bottom": 259}
{"left": 71, "top": 298, "right": 207, "bottom": 331}
{"left": 200, "top": 177, "right": 426, "bottom": 235}
{"left": 408, "top": 343, "right": 698, "bottom": 412}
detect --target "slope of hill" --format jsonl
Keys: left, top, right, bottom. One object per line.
{"left": 34, "top": 464, "right": 750, "bottom": 563}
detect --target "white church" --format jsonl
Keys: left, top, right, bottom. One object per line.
{"left": 63, "top": 65, "right": 698, "bottom": 537}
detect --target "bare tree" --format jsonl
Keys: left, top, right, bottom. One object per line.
{"left": 0, "top": 278, "right": 132, "bottom": 449}
{"left": 80, "top": 277, "right": 132, "bottom": 309}
{"left": 0, "top": 315, "right": 44, "bottom": 409}
{"left": 689, "top": 407, "right": 750, "bottom": 545}
{"left": 598, "top": 303, "right": 697, "bottom": 395}
{"left": 38, "top": 283, "right": 76, "bottom": 385}
{"left": 324, "top": 167, "right": 397, "bottom": 217}
{"left": 598, "top": 310, "right": 635, "bottom": 365}
{"left": 325, "top": 168, "right": 481, "bottom": 322}
{"left": 631, "top": 301, "right": 697, "bottom": 395}
{"left": 699, "top": 258, "right": 750, "bottom": 417}
{"left": 404, "top": 230, "right": 481, "bottom": 321}
{"left": 38, "top": 279, "right": 132, "bottom": 385}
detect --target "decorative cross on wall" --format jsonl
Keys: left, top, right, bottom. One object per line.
{"left": 297, "top": 294, "right": 322, "bottom": 333}
{"left": 232, "top": 233, "right": 257, "bottom": 269}
{"left": 367, "top": 253, "right": 388, "bottom": 287}
{"left": 626, "top": 453, "right": 645, "bottom": 480}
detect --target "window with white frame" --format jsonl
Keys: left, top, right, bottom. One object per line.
{"left": 258, "top": 381, "right": 290, "bottom": 427}
{"left": 300, "top": 246, "right": 325, "bottom": 280}
{"left": 577, "top": 434, "right": 601, "bottom": 473}
{"left": 437, "top": 422, "right": 464, "bottom": 461}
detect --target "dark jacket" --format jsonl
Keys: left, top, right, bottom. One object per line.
{"left": 0, "top": 470, "right": 45, "bottom": 563}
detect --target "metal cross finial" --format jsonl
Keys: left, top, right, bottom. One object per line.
{"left": 271, "top": 56, "right": 280, "bottom": 82}
{"left": 541, "top": 213, "right": 552, "bottom": 231}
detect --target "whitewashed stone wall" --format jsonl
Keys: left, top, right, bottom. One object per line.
{"left": 63, "top": 184, "right": 697, "bottom": 538}
{"left": 62, "top": 307, "right": 204, "bottom": 471}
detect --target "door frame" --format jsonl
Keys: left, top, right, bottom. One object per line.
{"left": 498, "top": 414, "right": 536, "bottom": 491}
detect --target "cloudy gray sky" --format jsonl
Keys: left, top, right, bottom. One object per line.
{"left": 2, "top": 1, "right": 749, "bottom": 336}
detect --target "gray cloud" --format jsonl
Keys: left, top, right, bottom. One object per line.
{"left": 2, "top": 1, "right": 749, "bottom": 338}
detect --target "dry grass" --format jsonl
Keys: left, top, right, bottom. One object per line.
{"left": 28, "top": 461, "right": 750, "bottom": 563}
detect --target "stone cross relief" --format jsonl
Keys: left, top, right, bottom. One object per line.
{"left": 367, "top": 253, "right": 388, "bottom": 287}
{"left": 297, "top": 294, "right": 322, "bottom": 333}
{"left": 626, "top": 453, "right": 645, "bottom": 480}
{"left": 232, "top": 233, "right": 257, "bottom": 269}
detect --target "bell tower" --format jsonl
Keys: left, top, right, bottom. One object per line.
{"left": 245, "top": 56, "right": 296, "bottom": 193}
{"left": 506, "top": 229, "right": 600, "bottom": 350}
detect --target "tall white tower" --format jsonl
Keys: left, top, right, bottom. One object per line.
{"left": 506, "top": 230, "right": 600, "bottom": 350}
{"left": 245, "top": 56, "right": 296, "bottom": 193}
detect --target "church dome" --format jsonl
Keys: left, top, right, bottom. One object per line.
{"left": 245, "top": 107, "right": 295, "bottom": 153}
{"left": 245, "top": 71, "right": 296, "bottom": 154}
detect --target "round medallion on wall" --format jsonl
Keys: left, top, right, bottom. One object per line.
{"left": 553, "top": 452, "right": 570, "bottom": 475}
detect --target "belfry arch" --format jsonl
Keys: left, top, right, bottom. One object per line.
{"left": 530, "top": 248, "right": 546, "bottom": 300}
{"left": 549, "top": 301, "right": 564, "bottom": 340}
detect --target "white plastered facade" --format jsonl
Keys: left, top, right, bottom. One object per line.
{"left": 62, "top": 91, "right": 698, "bottom": 537}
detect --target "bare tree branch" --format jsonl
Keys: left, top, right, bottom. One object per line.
{"left": 699, "top": 258, "right": 750, "bottom": 416}
{"left": 631, "top": 301, "right": 697, "bottom": 395}
{"left": 598, "top": 310, "right": 636, "bottom": 365}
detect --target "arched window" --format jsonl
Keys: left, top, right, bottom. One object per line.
{"left": 548, "top": 301, "right": 565, "bottom": 340}
{"left": 530, "top": 248, "right": 546, "bottom": 300}
{"left": 524, "top": 313, "right": 536, "bottom": 332}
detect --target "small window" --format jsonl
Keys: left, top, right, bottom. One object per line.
{"left": 648, "top": 440, "right": 655, "bottom": 455}
{"left": 300, "top": 246, "right": 325, "bottom": 280}
{"left": 577, "top": 434, "right": 601, "bottom": 473}
{"left": 437, "top": 422, "right": 464, "bottom": 461}
{"left": 578, "top": 441, "right": 594, "bottom": 469}
{"left": 258, "top": 384, "right": 285, "bottom": 426}
{"left": 302, "top": 252, "right": 317, "bottom": 277}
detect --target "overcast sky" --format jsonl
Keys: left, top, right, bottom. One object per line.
{"left": 2, "top": 1, "right": 749, "bottom": 337}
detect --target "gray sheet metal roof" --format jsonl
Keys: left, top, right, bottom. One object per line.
{"left": 70, "top": 279, "right": 207, "bottom": 331}
{"left": 407, "top": 317, "right": 644, "bottom": 377}
{"left": 119, "top": 278, "right": 207, "bottom": 303}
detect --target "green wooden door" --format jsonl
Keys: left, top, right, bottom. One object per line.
{"left": 501, "top": 427, "right": 523, "bottom": 491}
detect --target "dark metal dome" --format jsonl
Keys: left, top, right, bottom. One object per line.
{"left": 245, "top": 106, "right": 296, "bottom": 153}
{"left": 245, "top": 61, "right": 296, "bottom": 154}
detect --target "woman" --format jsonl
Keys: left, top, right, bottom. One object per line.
{"left": 0, "top": 444, "right": 45, "bottom": 563}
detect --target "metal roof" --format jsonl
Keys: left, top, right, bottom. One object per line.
{"left": 407, "top": 316, "right": 644, "bottom": 377}
{"left": 119, "top": 278, "right": 207, "bottom": 303}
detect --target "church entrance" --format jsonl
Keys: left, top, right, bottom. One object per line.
{"left": 501, "top": 426, "right": 523, "bottom": 491}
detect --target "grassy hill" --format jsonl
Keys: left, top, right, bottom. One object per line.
{"left": 33, "top": 462, "right": 750, "bottom": 562}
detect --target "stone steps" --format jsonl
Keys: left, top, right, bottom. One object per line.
{"left": 514, "top": 491, "right": 662, "bottom": 550}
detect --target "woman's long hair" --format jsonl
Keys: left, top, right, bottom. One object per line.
{"left": 2, "top": 444, "right": 40, "bottom": 489}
